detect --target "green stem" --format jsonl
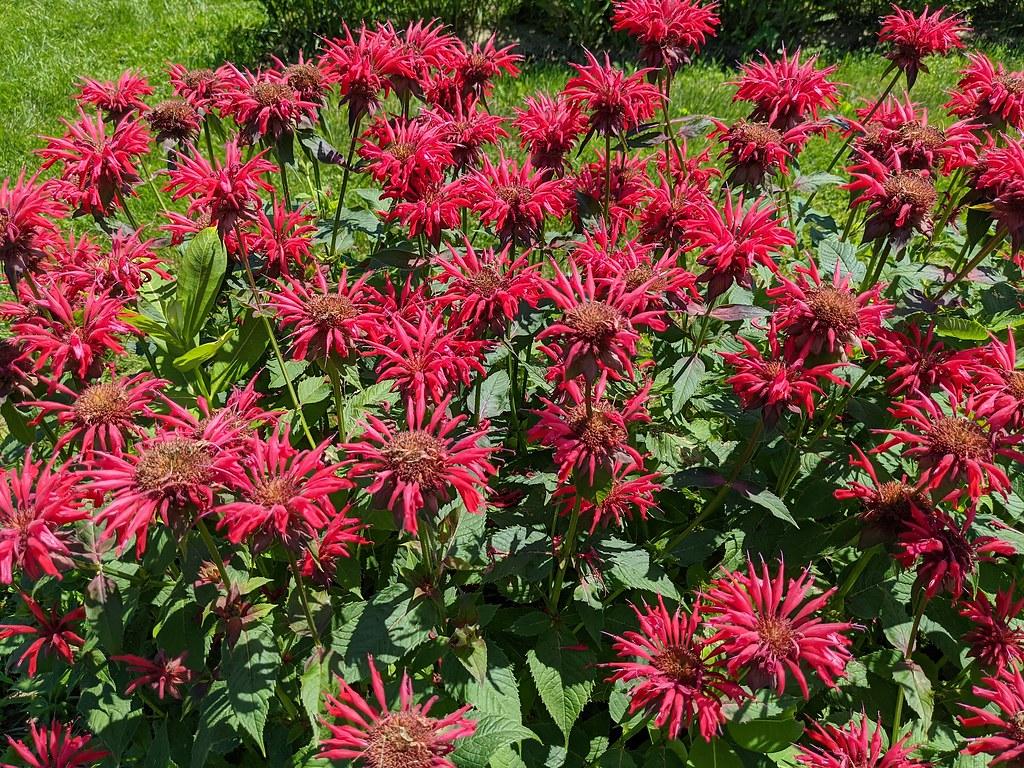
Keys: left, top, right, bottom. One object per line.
{"left": 550, "top": 495, "right": 582, "bottom": 610}
{"left": 115, "top": 188, "right": 139, "bottom": 230}
{"left": 933, "top": 228, "right": 1007, "bottom": 300}
{"left": 604, "top": 131, "right": 613, "bottom": 229}
{"left": 286, "top": 545, "right": 322, "bottom": 647}
{"left": 892, "top": 590, "right": 929, "bottom": 741}
{"left": 861, "top": 238, "right": 892, "bottom": 292}
{"left": 203, "top": 121, "right": 216, "bottom": 166}
{"left": 328, "top": 117, "right": 362, "bottom": 259}
{"left": 276, "top": 143, "right": 291, "bottom": 210}
{"left": 196, "top": 518, "right": 231, "bottom": 590}
{"left": 327, "top": 362, "right": 345, "bottom": 438}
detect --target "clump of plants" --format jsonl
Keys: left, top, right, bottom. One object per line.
{"left": 2, "top": 5, "right": 1024, "bottom": 768}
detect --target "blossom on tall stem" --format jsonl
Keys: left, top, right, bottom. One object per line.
{"left": 513, "top": 93, "right": 587, "bottom": 173}
{"left": 946, "top": 53, "right": 1024, "bottom": 132}
{"left": 216, "top": 66, "right": 319, "bottom": 144}
{"left": 300, "top": 510, "right": 368, "bottom": 586}
{"left": 572, "top": 151, "right": 651, "bottom": 229}
{"left": 537, "top": 261, "right": 665, "bottom": 383}
{"left": 342, "top": 396, "right": 497, "bottom": 535}
{"left": 961, "top": 664, "right": 1024, "bottom": 765}
{"left": 960, "top": 588, "right": 1024, "bottom": 670}
{"left": 0, "top": 454, "right": 84, "bottom": 584}
{"left": 528, "top": 378, "right": 650, "bottom": 484}
{"left": 111, "top": 650, "right": 194, "bottom": 700}
{"left": 242, "top": 200, "right": 316, "bottom": 276}
{"left": 795, "top": 714, "right": 929, "bottom": 768}
{"left": 319, "top": 656, "right": 476, "bottom": 767}
{"left": 392, "top": 182, "right": 464, "bottom": 248}
{"left": 604, "top": 596, "right": 744, "bottom": 741}
{"left": 0, "top": 593, "right": 85, "bottom": 677}
{"left": 422, "top": 100, "right": 507, "bottom": 171}
{"left": 76, "top": 70, "right": 153, "bottom": 122}
{"left": 168, "top": 64, "right": 223, "bottom": 113}
{"left": 878, "top": 4, "right": 968, "bottom": 88}
{"left": 37, "top": 110, "right": 149, "bottom": 219}
{"left": 358, "top": 116, "right": 454, "bottom": 199}
{"left": 870, "top": 325, "right": 973, "bottom": 398}
{"left": 844, "top": 151, "right": 937, "bottom": 242}
{"left": 0, "top": 172, "right": 65, "bottom": 287}
{"left": 704, "top": 559, "right": 855, "bottom": 697}
{"left": 689, "top": 193, "right": 794, "bottom": 301}
{"left": 164, "top": 141, "right": 275, "bottom": 238}
{"left": 769, "top": 257, "right": 891, "bottom": 363}
{"left": 3, "top": 720, "right": 107, "bottom": 768}
{"left": 731, "top": 49, "right": 841, "bottom": 130}
{"left": 553, "top": 459, "right": 661, "bottom": 532}
{"left": 612, "top": 0, "right": 720, "bottom": 70}
{"left": 275, "top": 52, "right": 334, "bottom": 106}
{"left": 564, "top": 51, "right": 662, "bottom": 137}
{"left": 452, "top": 35, "right": 521, "bottom": 99}
{"left": 711, "top": 118, "right": 817, "bottom": 187}
{"left": 875, "top": 392, "right": 1024, "bottom": 503}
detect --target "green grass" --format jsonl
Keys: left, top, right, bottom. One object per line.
{"left": 0, "top": 0, "right": 263, "bottom": 176}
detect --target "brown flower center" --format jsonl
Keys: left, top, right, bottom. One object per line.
{"left": 733, "top": 120, "right": 783, "bottom": 147}
{"left": 306, "top": 295, "right": 357, "bottom": 327}
{"left": 897, "top": 122, "right": 946, "bottom": 150}
{"left": 762, "top": 360, "right": 787, "bottom": 378}
{"left": 252, "top": 82, "right": 293, "bottom": 107}
{"left": 998, "top": 73, "right": 1024, "bottom": 96}
{"left": 883, "top": 172, "right": 937, "bottom": 211}
{"left": 624, "top": 263, "right": 658, "bottom": 291}
{"left": 467, "top": 267, "right": 503, "bottom": 297}
{"left": 0, "top": 208, "right": 10, "bottom": 238}
{"left": 927, "top": 416, "right": 990, "bottom": 460}
{"left": 255, "top": 477, "right": 298, "bottom": 507}
{"left": 652, "top": 645, "right": 703, "bottom": 686}
{"left": 1008, "top": 711, "right": 1024, "bottom": 742}
{"left": 382, "top": 431, "right": 447, "bottom": 487}
{"left": 807, "top": 287, "right": 860, "bottom": 334}
{"left": 566, "top": 404, "right": 626, "bottom": 451}
{"left": 756, "top": 616, "right": 797, "bottom": 659}
{"left": 564, "top": 301, "right": 623, "bottom": 342}
{"left": 390, "top": 142, "right": 416, "bottom": 161}
{"left": 363, "top": 711, "right": 440, "bottom": 768}
{"left": 184, "top": 69, "right": 215, "bottom": 90}
{"left": 1006, "top": 371, "right": 1024, "bottom": 399}
{"left": 496, "top": 184, "right": 530, "bottom": 205}
{"left": 284, "top": 63, "right": 322, "bottom": 95}
{"left": 74, "top": 381, "right": 131, "bottom": 425}
{"left": 146, "top": 100, "right": 198, "bottom": 139}
{"left": 134, "top": 438, "right": 213, "bottom": 493}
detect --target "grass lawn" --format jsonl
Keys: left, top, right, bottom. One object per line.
{"left": 2, "top": 0, "right": 1022, "bottom": 208}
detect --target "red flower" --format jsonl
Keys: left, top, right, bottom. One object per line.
{"left": 452, "top": 35, "right": 521, "bottom": 99}
{"left": 2, "top": 720, "right": 107, "bottom": 768}
{"left": 768, "top": 257, "right": 891, "bottom": 363}
{"left": 553, "top": 459, "right": 661, "bottom": 532}
{"left": 961, "top": 664, "right": 1024, "bottom": 764}
{"left": 28, "top": 373, "right": 165, "bottom": 457}
{"left": 434, "top": 239, "right": 540, "bottom": 335}
{"left": 612, "top": 0, "right": 720, "bottom": 70}
{"left": 604, "top": 596, "right": 744, "bottom": 741}
{"left": 0, "top": 593, "right": 85, "bottom": 677}
{"left": 513, "top": 93, "right": 587, "bottom": 173}
{"left": 972, "top": 138, "right": 1024, "bottom": 253}
{"left": 168, "top": 64, "right": 223, "bottom": 112}
{"left": 573, "top": 151, "right": 651, "bottom": 229}
{"left": 946, "top": 52, "right": 1024, "bottom": 131}
{"left": 275, "top": 52, "right": 334, "bottom": 105}
{"left": 89, "top": 423, "right": 242, "bottom": 556}
{"left": 712, "top": 119, "right": 817, "bottom": 186}
{"left": 3, "top": 284, "right": 137, "bottom": 381}
{"left": 528, "top": 378, "right": 649, "bottom": 484}
{"left": 704, "top": 559, "right": 855, "bottom": 698}
{"left": 319, "top": 656, "right": 476, "bottom": 766}
{"left": 731, "top": 49, "right": 841, "bottom": 130}
{"left": 359, "top": 116, "right": 453, "bottom": 199}
{"left": 638, "top": 176, "right": 711, "bottom": 246}
{"left": 844, "top": 152, "right": 937, "bottom": 242}
{"left": 721, "top": 327, "right": 845, "bottom": 426}
{"left": 834, "top": 445, "right": 933, "bottom": 546}
{"left": 321, "top": 23, "right": 416, "bottom": 127}
{"left": 973, "top": 331, "right": 1024, "bottom": 430}
{"left": 459, "top": 154, "right": 569, "bottom": 245}
{"left": 0, "top": 455, "right": 84, "bottom": 584}
{"left": 63, "top": 230, "right": 168, "bottom": 298}
{"left": 37, "top": 110, "right": 149, "bottom": 219}
{"left": 796, "top": 714, "right": 929, "bottom": 768}
{"left": 876, "top": 392, "right": 1024, "bottom": 503}
{"left": 878, "top": 4, "right": 968, "bottom": 87}
{"left": 422, "top": 100, "right": 507, "bottom": 170}
{"left": 270, "top": 265, "right": 377, "bottom": 363}
{"left": 111, "top": 650, "right": 194, "bottom": 700}
{"left": 690, "top": 193, "right": 794, "bottom": 301}
{"left": 242, "top": 200, "right": 315, "bottom": 276}
{"left": 537, "top": 261, "right": 665, "bottom": 383}
{"left": 564, "top": 51, "right": 662, "bottom": 137}
{"left": 960, "top": 588, "right": 1024, "bottom": 670}
{"left": 0, "top": 172, "right": 65, "bottom": 287}
{"left": 342, "top": 397, "right": 497, "bottom": 534}
{"left": 400, "top": 18, "right": 461, "bottom": 77}
{"left": 76, "top": 70, "right": 153, "bottom": 122}
{"left": 218, "top": 427, "right": 354, "bottom": 548}
{"left": 165, "top": 141, "right": 275, "bottom": 238}
{"left": 217, "top": 66, "right": 319, "bottom": 144}
{"left": 870, "top": 325, "right": 972, "bottom": 398}
{"left": 896, "top": 506, "right": 1014, "bottom": 598}
{"left": 300, "top": 510, "right": 368, "bottom": 586}
{"left": 392, "top": 181, "right": 464, "bottom": 248}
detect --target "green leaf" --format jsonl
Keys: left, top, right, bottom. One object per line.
{"left": 727, "top": 715, "right": 803, "bottom": 753}
{"left": 208, "top": 309, "right": 270, "bottom": 396}
{"left": 332, "top": 583, "right": 438, "bottom": 667}
{"left": 222, "top": 621, "right": 280, "bottom": 754}
{"left": 173, "top": 329, "right": 234, "bottom": 372}
{"left": 741, "top": 488, "right": 799, "bottom": 527}
{"left": 145, "top": 721, "right": 176, "bottom": 768}
{"left": 686, "top": 738, "right": 743, "bottom": 768}
{"left": 817, "top": 237, "right": 866, "bottom": 283}
{"left": 447, "top": 643, "right": 522, "bottom": 723}
{"left": 85, "top": 584, "right": 124, "bottom": 655}
{"left": 893, "top": 660, "right": 933, "bottom": 733}
{"left": 451, "top": 715, "right": 538, "bottom": 768}
{"left": 192, "top": 680, "right": 237, "bottom": 768}
{"left": 300, "top": 655, "right": 330, "bottom": 729}
{"left": 598, "top": 537, "right": 680, "bottom": 598}
{"left": 478, "top": 370, "right": 511, "bottom": 421}
{"left": 296, "top": 375, "right": 332, "bottom": 405}
{"left": 174, "top": 227, "right": 227, "bottom": 343}
{"left": 1, "top": 399, "right": 34, "bottom": 443}
{"left": 79, "top": 669, "right": 142, "bottom": 760}
{"left": 935, "top": 316, "right": 989, "bottom": 341}
{"left": 671, "top": 356, "right": 705, "bottom": 411}
{"left": 340, "top": 381, "right": 401, "bottom": 439}
{"left": 526, "top": 633, "right": 595, "bottom": 742}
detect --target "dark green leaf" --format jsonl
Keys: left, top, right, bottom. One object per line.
{"left": 222, "top": 621, "right": 279, "bottom": 754}
{"left": 173, "top": 228, "right": 227, "bottom": 343}
{"left": 526, "top": 633, "right": 595, "bottom": 742}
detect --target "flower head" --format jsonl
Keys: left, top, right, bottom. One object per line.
{"left": 796, "top": 714, "right": 928, "bottom": 768}
{"left": 217, "top": 66, "right": 319, "bottom": 144}
{"left": 878, "top": 4, "right": 968, "bottom": 87}
{"left": 3, "top": 720, "right": 107, "bottom": 768}
{"left": 76, "top": 70, "right": 153, "bottom": 122}
{"left": 0, "top": 172, "right": 65, "bottom": 287}
{"left": 870, "top": 325, "right": 972, "bottom": 397}
{"left": 604, "top": 597, "right": 744, "bottom": 741}
{"left": 731, "top": 49, "right": 840, "bottom": 130}
{"left": 612, "top": 0, "right": 720, "bottom": 69}
{"left": 712, "top": 119, "right": 816, "bottom": 187}
{"left": 0, "top": 593, "right": 85, "bottom": 677}
{"left": 564, "top": 52, "right": 662, "bottom": 137}
{"left": 111, "top": 650, "right": 194, "bottom": 700}
{"left": 513, "top": 93, "right": 587, "bottom": 173}
{"left": 553, "top": 459, "right": 661, "bottom": 532}
{"left": 242, "top": 200, "right": 316, "bottom": 277}
{"left": 961, "top": 664, "right": 1024, "bottom": 765}
{"left": 704, "top": 559, "right": 855, "bottom": 697}
{"left": 168, "top": 64, "right": 223, "bottom": 112}
{"left": 844, "top": 152, "right": 937, "bottom": 242}
{"left": 392, "top": 182, "right": 463, "bottom": 248}
{"left": 319, "top": 656, "right": 476, "bottom": 767}
{"left": 359, "top": 116, "right": 453, "bottom": 199}
{"left": 960, "top": 588, "right": 1024, "bottom": 670}
{"left": 453, "top": 35, "right": 521, "bottom": 98}
{"left": 946, "top": 52, "right": 1024, "bottom": 131}
{"left": 422, "top": 100, "right": 507, "bottom": 171}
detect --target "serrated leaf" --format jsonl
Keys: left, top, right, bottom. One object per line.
{"left": 893, "top": 660, "right": 933, "bottom": 733}
{"left": 741, "top": 488, "right": 799, "bottom": 527}
{"left": 478, "top": 370, "right": 511, "bottom": 421}
{"left": 447, "top": 643, "right": 522, "bottom": 723}
{"left": 300, "top": 656, "right": 330, "bottom": 729}
{"left": 340, "top": 381, "right": 401, "bottom": 438}
{"left": 598, "top": 537, "right": 680, "bottom": 598}
{"left": 79, "top": 670, "right": 142, "bottom": 760}
{"left": 817, "top": 237, "right": 866, "bottom": 283}
{"left": 671, "top": 356, "right": 705, "bottom": 411}
{"left": 222, "top": 621, "right": 279, "bottom": 754}
{"left": 192, "top": 680, "right": 237, "bottom": 768}
{"left": 526, "top": 633, "right": 595, "bottom": 742}
{"left": 332, "top": 583, "right": 438, "bottom": 667}
{"left": 451, "top": 715, "right": 538, "bottom": 768}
